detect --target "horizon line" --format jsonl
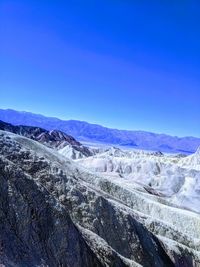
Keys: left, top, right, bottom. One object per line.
{"left": 1, "top": 108, "right": 200, "bottom": 140}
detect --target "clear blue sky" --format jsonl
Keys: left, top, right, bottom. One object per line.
{"left": 0, "top": 1, "right": 200, "bottom": 137}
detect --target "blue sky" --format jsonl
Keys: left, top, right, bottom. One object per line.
{"left": 0, "top": 1, "right": 200, "bottom": 137}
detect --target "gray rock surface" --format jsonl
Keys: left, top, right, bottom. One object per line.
{"left": 0, "top": 130, "right": 200, "bottom": 266}
{"left": 0, "top": 147, "right": 102, "bottom": 266}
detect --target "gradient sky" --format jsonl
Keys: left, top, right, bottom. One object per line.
{"left": 0, "top": 1, "right": 200, "bottom": 137}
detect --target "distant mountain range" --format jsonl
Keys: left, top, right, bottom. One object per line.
{"left": 0, "top": 108, "right": 200, "bottom": 153}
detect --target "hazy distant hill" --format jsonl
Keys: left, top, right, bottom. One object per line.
{"left": 0, "top": 108, "right": 200, "bottom": 153}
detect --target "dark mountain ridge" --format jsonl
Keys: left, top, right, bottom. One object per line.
{"left": 0, "top": 109, "right": 200, "bottom": 153}
{"left": 0, "top": 119, "right": 92, "bottom": 157}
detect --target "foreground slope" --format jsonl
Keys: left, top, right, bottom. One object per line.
{"left": 0, "top": 130, "right": 200, "bottom": 266}
{"left": 0, "top": 109, "right": 200, "bottom": 153}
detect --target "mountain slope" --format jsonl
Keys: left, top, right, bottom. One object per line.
{"left": 76, "top": 146, "right": 200, "bottom": 213}
{"left": 0, "top": 119, "right": 92, "bottom": 159}
{"left": 0, "top": 109, "right": 200, "bottom": 153}
{"left": 1, "top": 130, "right": 200, "bottom": 266}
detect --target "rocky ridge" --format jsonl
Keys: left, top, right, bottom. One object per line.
{"left": 0, "top": 120, "right": 92, "bottom": 159}
{"left": 76, "top": 146, "right": 200, "bottom": 213}
{"left": 0, "top": 130, "right": 200, "bottom": 266}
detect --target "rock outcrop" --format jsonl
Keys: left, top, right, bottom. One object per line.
{"left": 0, "top": 131, "right": 200, "bottom": 266}
{"left": 76, "top": 147, "right": 200, "bottom": 213}
{"left": 0, "top": 120, "right": 92, "bottom": 159}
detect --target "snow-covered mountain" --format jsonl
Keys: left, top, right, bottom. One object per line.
{"left": 0, "top": 108, "right": 200, "bottom": 153}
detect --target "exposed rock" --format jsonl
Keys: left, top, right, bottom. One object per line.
{"left": 0, "top": 131, "right": 200, "bottom": 266}
{"left": 0, "top": 120, "right": 92, "bottom": 159}
{"left": 0, "top": 159, "right": 102, "bottom": 267}
{"left": 76, "top": 147, "right": 200, "bottom": 213}
{"left": 180, "top": 146, "right": 200, "bottom": 170}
